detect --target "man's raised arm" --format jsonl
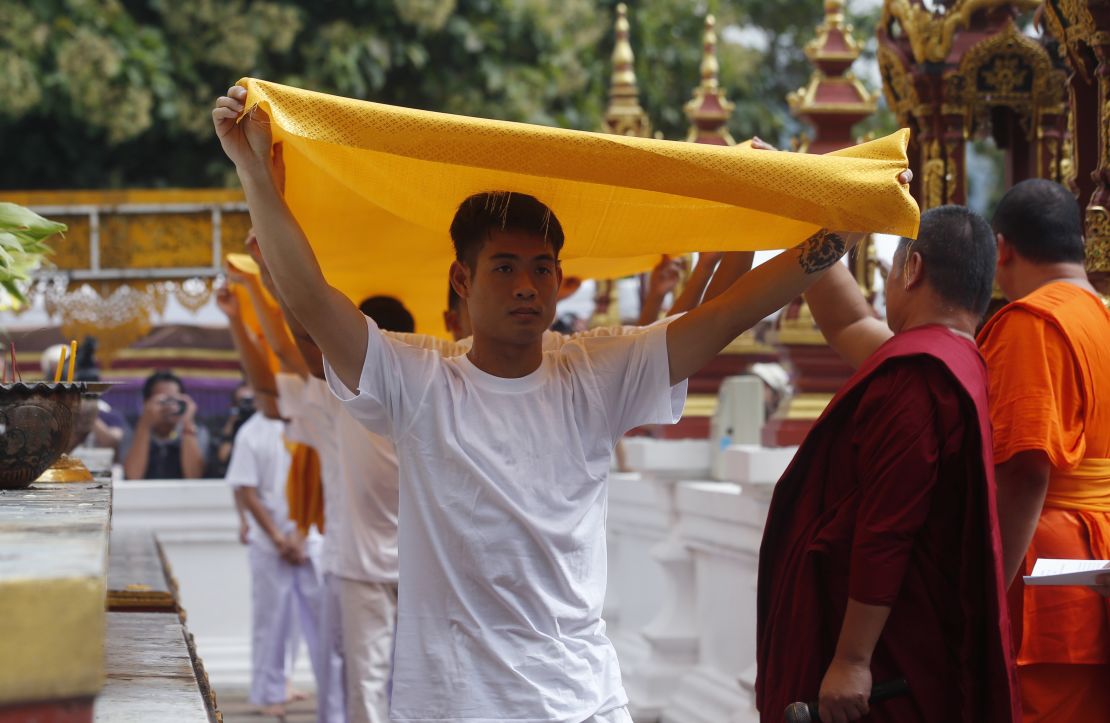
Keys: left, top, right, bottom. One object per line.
{"left": 213, "top": 85, "right": 367, "bottom": 392}
{"left": 805, "top": 260, "right": 892, "bottom": 369}
{"left": 667, "top": 228, "right": 865, "bottom": 385}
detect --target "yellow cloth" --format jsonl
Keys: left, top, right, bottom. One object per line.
{"left": 1046, "top": 459, "right": 1110, "bottom": 513}
{"left": 228, "top": 280, "right": 280, "bottom": 373}
{"left": 238, "top": 77, "right": 919, "bottom": 337}
{"left": 284, "top": 439, "right": 325, "bottom": 536}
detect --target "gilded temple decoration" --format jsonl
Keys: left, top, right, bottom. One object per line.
{"left": 879, "top": 0, "right": 1071, "bottom": 210}
{"left": 1088, "top": 206, "right": 1110, "bottom": 271}
{"left": 2, "top": 189, "right": 250, "bottom": 363}
{"left": 881, "top": 0, "right": 1042, "bottom": 63}
{"left": 789, "top": 0, "right": 878, "bottom": 154}
{"left": 684, "top": 15, "right": 736, "bottom": 146}
{"left": 956, "top": 21, "right": 1065, "bottom": 132}
{"left": 602, "top": 3, "right": 653, "bottom": 138}
{"left": 878, "top": 44, "right": 920, "bottom": 124}
{"left": 1039, "top": 0, "right": 1110, "bottom": 274}
{"left": 1041, "top": 0, "right": 1099, "bottom": 79}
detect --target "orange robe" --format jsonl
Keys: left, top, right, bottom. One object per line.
{"left": 978, "top": 281, "right": 1110, "bottom": 722}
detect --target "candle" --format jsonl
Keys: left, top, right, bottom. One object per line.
{"left": 67, "top": 340, "right": 77, "bottom": 383}
{"left": 53, "top": 346, "right": 66, "bottom": 383}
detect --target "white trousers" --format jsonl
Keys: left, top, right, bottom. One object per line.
{"left": 317, "top": 571, "right": 347, "bottom": 723}
{"left": 338, "top": 576, "right": 397, "bottom": 723}
{"left": 247, "top": 540, "right": 324, "bottom": 707}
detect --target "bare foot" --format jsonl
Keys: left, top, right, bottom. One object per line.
{"left": 259, "top": 702, "right": 285, "bottom": 717}
{"left": 285, "top": 686, "right": 308, "bottom": 702}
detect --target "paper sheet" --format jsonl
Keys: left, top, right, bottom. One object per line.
{"left": 1024, "top": 558, "right": 1110, "bottom": 586}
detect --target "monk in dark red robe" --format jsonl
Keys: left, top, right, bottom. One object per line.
{"left": 756, "top": 206, "right": 1019, "bottom": 723}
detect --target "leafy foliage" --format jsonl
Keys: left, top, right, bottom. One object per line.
{"left": 0, "top": 0, "right": 886, "bottom": 190}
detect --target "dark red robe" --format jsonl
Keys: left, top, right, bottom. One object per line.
{"left": 756, "top": 325, "right": 1019, "bottom": 722}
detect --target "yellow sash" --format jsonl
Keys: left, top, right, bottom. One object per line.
{"left": 1045, "top": 458, "right": 1110, "bottom": 513}
{"left": 284, "top": 439, "right": 325, "bottom": 535}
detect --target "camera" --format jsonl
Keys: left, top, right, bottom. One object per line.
{"left": 233, "top": 397, "right": 255, "bottom": 419}
{"left": 160, "top": 397, "right": 187, "bottom": 416}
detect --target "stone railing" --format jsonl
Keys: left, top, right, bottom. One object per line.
{"left": 612, "top": 438, "right": 797, "bottom": 723}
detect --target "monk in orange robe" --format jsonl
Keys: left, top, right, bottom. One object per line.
{"left": 978, "top": 178, "right": 1110, "bottom": 722}
{"left": 758, "top": 205, "right": 1019, "bottom": 722}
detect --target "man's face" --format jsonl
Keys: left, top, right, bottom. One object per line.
{"left": 456, "top": 229, "right": 562, "bottom": 345}
{"left": 149, "top": 380, "right": 185, "bottom": 431}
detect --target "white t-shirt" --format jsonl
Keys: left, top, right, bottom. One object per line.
{"left": 327, "top": 317, "right": 687, "bottom": 722}
{"left": 276, "top": 373, "right": 345, "bottom": 575}
{"left": 386, "top": 321, "right": 669, "bottom": 358}
{"left": 301, "top": 375, "right": 399, "bottom": 584}
{"left": 225, "top": 413, "right": 294, "bottom": 553}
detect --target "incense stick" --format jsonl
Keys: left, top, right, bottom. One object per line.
{"left": 53, "top": 346, "right": 66, "bottom": 383}
{"left": 67, "top": 340, "right": 77, "bottom": 383}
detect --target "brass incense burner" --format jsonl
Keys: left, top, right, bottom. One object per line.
{"left": 0, "top": 382, "right": 111, "bottom": 489}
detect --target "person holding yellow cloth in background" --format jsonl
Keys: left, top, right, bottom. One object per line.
{"left": 980, "top": 179, "right": 1110, "bottom": 722}
{"left": 216, "top": 280, "right": 328, "bottom": 720}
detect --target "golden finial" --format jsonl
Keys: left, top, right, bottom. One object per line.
{"left": 611, "top": 3, "right": 637, "bottom": 90}
{"left": 699, "top": 15, "right": 720, "bottom": 93}
{"left": 684, "top": 13, "right": 735, "bottom": 145}
{"left": 603, "top": 3, "right": 653, "bottom": 138}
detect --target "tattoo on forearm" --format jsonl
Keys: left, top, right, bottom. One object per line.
{"left": 796, "top": 229, "right": 847, "bottom": 274}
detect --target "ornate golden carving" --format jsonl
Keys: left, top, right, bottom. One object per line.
{"left": 1044, "top": 134, "right": 1059, "bottom": 181}
{"left": 55, "top": 283, "right": 160, "bottom": 365}
{"left": 1087, "top": 206, "right": 1110, "bottom": 273}
{"left": 955, "top": 20, "right": 1065, "bottom": 136}
{"left": 922, "top": 139, "right": 946, "bottom": 210}
{"left": 982, "top": 56, "right": 1030, "bottom": 94}
{"left": 877, "top": 44, "right": 919, "bottom": 124}
{"left": 882, "top": 0, "right": 1042, "bottom": 64}
{"left": 1062, "top": 106, "right": 1078, "bottom": 190}
{"left": 1041, "top": 0, "right": 1098, "bottom": 79}
{"left": 172, "top": 277, "right": 213, "bottom": 314}
{"left": 945, "top": 140, "right": 961, "bottom": 204}
{"left": 100, "top": 212, "right": 213, "bottom": 270}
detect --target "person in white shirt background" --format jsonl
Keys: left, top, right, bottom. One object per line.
{"left": 217, "top": 286, "right": 326, "bottom": 719}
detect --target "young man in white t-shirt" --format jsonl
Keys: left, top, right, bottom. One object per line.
{"left": 274, "top": 292, "right": 415, "bottom": 723}
{"left": 214, "top": 85, "right": 905, "bottom": 721}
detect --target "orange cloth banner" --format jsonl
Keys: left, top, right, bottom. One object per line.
{"left": 237, "top": 78, "right": 919, "bottom": 336}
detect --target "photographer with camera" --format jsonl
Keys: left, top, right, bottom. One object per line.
{"left": 209, "top": 381, "right": 256, "bottom": 478}
{"left": 123, "top": 369, "right": 208, "bottom": 480}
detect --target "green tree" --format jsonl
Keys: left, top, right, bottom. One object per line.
{"left": 0, "top": 0, "right": 886, "bottom": 190}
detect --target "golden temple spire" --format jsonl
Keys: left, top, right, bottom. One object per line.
{"left": 787, "top": 0, "right": 877, "bottom": 154}
{"left": 603, "top": 3, "right": 653, "bottom": 138}
{"left": 684, "top": 14, "right": 736, "bottom": 146}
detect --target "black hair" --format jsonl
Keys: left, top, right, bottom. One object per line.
{"left": 142, "top": 369, "right": 184, "bottom": 400}
{"left": 896, "top": 205, "right": 997, "bottom": 318}
{"left": 992, "top": 179, "right": 1085, "bottom": 264}
{"left": 449, "top": 192, "right": 565, "bottom": 269}
{"left": 358, "top": 295, "right": 415, "bottom": 333}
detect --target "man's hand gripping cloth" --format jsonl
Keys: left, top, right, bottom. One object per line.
{"left": 236, "top": 77, "right": 919, "bottom": 335}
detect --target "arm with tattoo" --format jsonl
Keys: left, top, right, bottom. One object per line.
{"left": 666, "top": 227, "right": 862, "bottom": 385}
